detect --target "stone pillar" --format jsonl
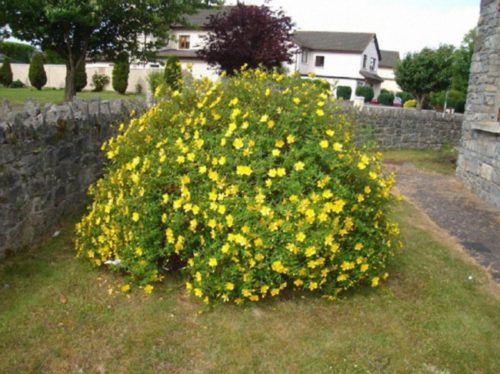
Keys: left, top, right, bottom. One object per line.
{"left": 456, "top": 0, "right": 500, "bottom": 209}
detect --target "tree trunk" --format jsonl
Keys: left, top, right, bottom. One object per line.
{"left": 416, "top": 95, "right": 425, "bottom": 110}
{"left": 64, "top": 62, "right": 77, "bottom": 102}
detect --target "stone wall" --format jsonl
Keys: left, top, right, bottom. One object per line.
{"left": 354, "top": 106, "right": 463, "bottom": 149}
{"left": 0, "top": 98, "right": 146, "bottom": 258}
{"left": 456, "top": 0, "right": 500, "bottom": 209}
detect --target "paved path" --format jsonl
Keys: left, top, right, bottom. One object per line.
{"left": 387, "top": 162, "right": 500, "bottom": 281}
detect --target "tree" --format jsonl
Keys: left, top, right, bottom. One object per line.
{"left": 395, "top": 45, "right": 455, "bottom": 109}
{"left": 164, "top": 56, "right": 182, "bottom": 90}
{"left": 75, "top": 60, "right": 87, "bottom": 92}
{"left": 0, "top": 41, "right": 34, "bottom": 63}
{"left": 0, "top": 1, "right": 220, "bottom": 101}
{"left": 198, "top": 3, "right": 294, "bottom": 74}
{"left": 28, "top": 52, "right": 47, "bottom": 90}
{"left": 0, "top": 56, "right": 13, "bottom": 86}
{"left": 452, "top": 29, "right": 476, "bottom": 93}
{"left": 112, "top": 52, "right": 130, "bottom": 94}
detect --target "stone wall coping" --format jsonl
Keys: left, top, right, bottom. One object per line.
{"left": 471, "top": 121, "right": 500, "bottom": 134}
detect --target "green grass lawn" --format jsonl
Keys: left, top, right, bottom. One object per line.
{"left": 1, "top": 201, "right": 498, "bottom": 373}
{"left": 0, "top": 87, "right": 144, "bottom": 109}
{"left": 382, "top": 147, "right": 458, "bottom": 175}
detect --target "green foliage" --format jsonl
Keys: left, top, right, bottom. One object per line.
{"left": 91, "top": 73, "right": 110, "bottom": 92}
{"left": 43, "top": 49, "right": 66, "bottom": 64}
{"left": 135, "top": 83, "right": 143, "bottom": 94}
{"left": 403, "top": 99, "right": 416, "bottom": 108}
{"left": 164, "top": 56, "right": 182, "bottom": 90}
{"left": 147, "top": 70, "right": 164, "bottom": 94}
{"left": 10, "top": 79, "right": 25, "bottom": 88}
{"left": 311, "top": 79, "right": 331, "bottom": 93}
{"left": 0, "top": 57, "right": 13, "bottom": 87}
{"left": 395, "top": 91, "right": 414, "bottom": 104}
{"left": 0, "top": 0, "right": 218, "bottom": 99}
{"left": 0, "top": 41, "right": 34, "bottom": 63}
{"left": 28, "top": 53, "right": 47, "bottom": 90}
{"left": 378, "top": 90, "right": 394, "bottom": 106}
{"left": 112, "top": 52, "right": 130, "bottom": 94}
{"left": 76, "top": 68, "right": 400, "bottom": 304}
{"left": 429, "top": 90, "right": 466, "bottom": 113}
{"left": 336, "top": 86, "right": 352, "bottom": 100}
{"left": 355, "top": 86, "right": 374, "bottom": 102}
{"left": 395, "top": 45, "right": 454, "bottom": 109}
{"left": 75, "top": 61, "right": 87, "bottom": 92}
{"left": 451, "top": 29, "right": 476, "bottom": 93}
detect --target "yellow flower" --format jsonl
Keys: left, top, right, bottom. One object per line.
{"left": 268, "top": 168, "right": 277, "bottom": 178}
{"left": 194, "top": 288, "right": 203, "bottom": 297}
{"left": 287, "top": 134, "right": 296, "bottom": 144}
{"left": 265, "top": 88, "right": 271, "bottom": 97}
{"left": 143, "top": 284, "right": 154, "bottom": 294}
{"left": 276, "top": 168, "right": 286, "bottom": 177}
{"left": 225, "top": 282, "right": 235, "bottom": 291}
{"left": 221, "top": 243, "right": 230, "bottom": 254}
{"left": 305, "top": 246, "right": 316, "bottom": 257}
{"left": 333, "top": 142, "right": 343, "bottom": 152}
{"left": 371, "top": 277, "right": 380, "bottom": 287}
{"left": 296, "top": 232, "right": 306, "bottom": 242}
{"left": 272, "top": 149, "right": 281, "bottom": 157}
{"left": 271, "top": 260, "right": 287, "bottom": 273}
{"left": 294, "top": 279, "right": 304, "bottom": 287}
{"left": 162, "top": 193, "right": 170, "bottom": 204}
{"left": 135, "top": 246, "right": 143, "bottom": 256}
{"left": 316, "top": 109, "right": 325, "bottom": 117}
{"left": 255, "top": 253, "right": 265, "bottom": 261}
{"left": 226, "top": 214, "right": 234, "bottom": 227}
{"left": 320, "top": 140, "right": 329, "bottom": 149}
{"left": 132, "top": 212, "right": 140, "bottom": 222}
{"left": 121, "top": 284, "right": 131, "bottom": 293}
{"left": 275, "top": 139, "right": 285, "bottom": 148}
{"left": 309, "top": 281, "right": 318, "bottom": 290}
{"left": 360, "top": 264, "right": 369, "bottom": 272}
{"left": 293, "top": 97, "right": 301, "bottom": 105}
{"left": 236, "top": 165, "right": 253, "bottom": 176}
{"left": 294, "top": 161, "right": 305, "bottom": 171}
{"left": 260, "top": 114, "right": 269, "bottom": 123}
{"left": 209, "top": 258, "right": 218, "bottom": 267}
{"left": 337, "top": 274, "right": 348, "bottom": 282}
{"left": 354, "top": 243, "right": 364, "bottom": 251}
{"left": 233, "top": 138, "right": 244, "bottom": 149}
{"left": 364, "top": 185, "right": 372, "bottom": 194}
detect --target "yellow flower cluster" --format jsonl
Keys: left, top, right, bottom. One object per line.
{"left": 75, "top": 68, "right": 400, "bottom": 303}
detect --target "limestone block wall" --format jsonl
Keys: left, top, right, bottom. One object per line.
{"left": 0, "top": 99, "right": 146, "bottom": 257}
{"left": 456, "top": 0, "right": 500, "bottom": 209}
{"left": 354, "top": 106, "right": 463, "bottom": 149}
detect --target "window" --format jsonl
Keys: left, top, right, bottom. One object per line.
{"left": 369, "top": 57, "right": 376, "bottom": 71}
{"left": 179, "top": 35, "right": 190, "bottom": 49}
{"left": 315, "top": 56, "right": 325, "bottom": 68}
{"left": 363, "top": 54, "right": 367, "bottom": 69}
{"left": 301, "top": 50, "right": 308, "bottom": 63}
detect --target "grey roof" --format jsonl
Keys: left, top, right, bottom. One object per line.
{"left": 172, "top": 6, "right": 233, "bottom": 29}
{"left": 379, "top": 50, "right": 400, "bottom": 68}
{"left": 293, "top": 31, "right": 377, "bottom": 54}
{"left": 157, "top": 49, "right": 201, "bottom": 59}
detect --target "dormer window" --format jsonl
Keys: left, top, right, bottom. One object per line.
{"left": 369, "top": 57, "right": 376, "bottom": 71}
{"left": 179, "top": 35, "right": 190, "bottom": 49}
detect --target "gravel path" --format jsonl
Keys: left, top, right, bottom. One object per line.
{"left": 388, "top": 162, "right": 500, "bottom": 281}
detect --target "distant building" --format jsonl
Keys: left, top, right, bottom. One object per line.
{"left": 156, "top": 7, "right": 230, "bottom": 80}
{"left": 290, "top": 31, "right": 384, "bottom": 98}
{"left": 379, "top": 50, "right": 401, "bottom": 93}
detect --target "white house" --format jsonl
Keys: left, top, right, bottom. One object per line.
{"left": 290, "top": 31, "right": 384, "bottom": 99}
{"left": 156, "top": 7, "right": 229, "bottom": 80}
{"left": 379, "top": 50, "right": 401, "bottom": 93}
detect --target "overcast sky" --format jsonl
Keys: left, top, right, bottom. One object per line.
{"left": 229, "top": 0, "right": 480, "bottom": 55}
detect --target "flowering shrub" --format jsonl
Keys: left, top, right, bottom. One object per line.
{"left": 75, "top": 68, "right": 400, "bottom": 304}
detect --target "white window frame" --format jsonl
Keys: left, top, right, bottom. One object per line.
{"left": 369, "top": 57, "right": 376, "bottom": 71}
{"left": 179, "top": 35, "right": 190, "bottom": 49}
{"left": 301, "top": 50, "right": 308, "bottom": 64}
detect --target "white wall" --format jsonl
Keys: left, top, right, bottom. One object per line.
{"left": 7, "top": 62, "right": 219, "bottom": 93}
{"left": 360, "top": 39, "right": 379, "bottom": 73}
{"left": 379, "top": 67, "right": 401, "bottom": 92}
